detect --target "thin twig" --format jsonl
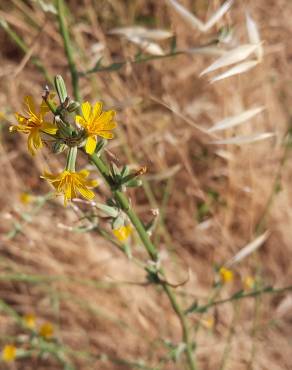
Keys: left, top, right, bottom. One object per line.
{"left": 56, "top": 0, "right": 81, "bottom": 102}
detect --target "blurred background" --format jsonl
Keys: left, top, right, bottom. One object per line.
{"left": 0, "top": 0, "right": 291, "bottom": 369}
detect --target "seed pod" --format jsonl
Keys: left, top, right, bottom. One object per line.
{"left": 54, "top": 75, "right": 68, "bottom": 104}
{"left": 67, "top": 100, "right": 80, "bottom": 112}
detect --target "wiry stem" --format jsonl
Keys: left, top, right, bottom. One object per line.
{"left": 89, "top": 154, "right": 197, "bottom": 370}
{"left": 56, "top": 0, "right": 81, "bottom": 102}
{"left": 52, "top": 3, "right": 197, "bottom": 365}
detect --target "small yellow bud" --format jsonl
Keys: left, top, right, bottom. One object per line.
{"left": 113, "top": 225, "right": 132, "bottom": 242}
{"left": 20, "top": 192, "right": 33, "bottom": 205}
{"left": 39, "top": 322, "right": 54, "bottom": 339}
{"left": 2, "top": 344, "right": 16, "bottom": 362}
{"left": 219, "top": 267, "right": 234, "bottom": 284}
{"left": 202, "top": 316, "right": 214, "bottom": 329}
{"left": 23, "top": 313, "right": 36, "bottom": 329}
{"left": 243, "top": 276, "right": 255, "bottom": 290}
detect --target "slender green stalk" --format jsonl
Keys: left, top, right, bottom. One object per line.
{"left": 89, "top": 153, "right": 196, "bottom": 370}
{"left": 186, "top": 285, "right": 292, "bottom": 314}
{"left": 56, "top": 0, "right": 81, "bottom": 102}
{"left": 52, "top": 3, "right": 196, "bottom": 364}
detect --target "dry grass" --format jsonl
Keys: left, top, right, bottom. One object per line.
{"left": 0, "top": 0, "right": 292, "bottom": 369}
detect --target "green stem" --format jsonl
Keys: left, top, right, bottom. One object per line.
{"left": 89, "top": 153, "right": 196, "bottom": 370}
{"left": 163, "top": 284, "right": 196, "bottom": 370}
{"left": 186, "top": 285, "right": 292, "bottom": 314}
{"left": 66, "top": 146, "right": 77, "bottom": 172}
{"left": 56, "top": 0, "right": 81, "bottom": 102}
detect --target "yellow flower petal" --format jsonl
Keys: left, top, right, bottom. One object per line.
{"left": 219, "top": 267, "right": 234, "bottom": 284}
{"left": 92, "top": 102, "right": 103, "bottom": 120}
{"left": 39, "top": 322, "right": 54, "bottom": 339}
{"left": 42, "top": 122, "right": 57, "bottom": 134}
{"left": 113, "top": 225, "right": 132, "bottom": 242}
{"left": 85, "top": 136, "right": 97, "bottom": 154}
{"left": 23, "top": 313, "right": 36, "bottom": 329}
{"left": 81, "top": 101, "right": 91, "bottom": 121}
{"left": 77, "top": 186, "right": 95, "bottom": 200}
{"left": 75, "top": 115, "right": 85, "bottom": 127}
{"left": 24, "top": 95, "right": 36, "bottom": 116}
{"left": 96, "top": 131, "right": 114, "bottom": 140}
{"left": 78, "top": 169, "right": 90, "bottom": 178}
{"left": 2, "top": 344, "right": 16, "bottom": 362}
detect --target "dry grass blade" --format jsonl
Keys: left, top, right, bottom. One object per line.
{"left": 166, "top": 0, "right": 204, "bottom": 31}
{"left": 204, "top": 0, "right": 234, "bottom": 30}
{"left": 166, "top": 0, "right": 233, "bottom": 32}
{"left": 109, "top": 26, "right": 173, "bottom": 40}
{"left": 210, "top": 60, "right": 259, "bottom": 82}
{"left": 187, "top": 46, "right": 226, "bottom": 56}
{"left": 225, "top": 232, "right": 270, "bottom": 267}
{"left": 211, "top": 132, "right": 275, "bottom": 145}
{"left": 207, "top": 107, "right": 265, "bottom": 132}
{"left": 127, "top": 36, "right": 165, "bottom": 55}
{"left": 200, "top": 44, "right": 259, "bottom": 76}
{"left": 246, "top": 12, "right": 263, "bottom": 61}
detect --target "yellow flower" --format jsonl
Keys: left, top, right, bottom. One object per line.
{"left": 113, "top": 225, "right": 132, "bottom": 242}
{"left": 219, "top": 267, "right": 234, "bottom": 284}
{"left": 39, "top": 322, "right": 54, "bottom": 339}
{"left": 20, "top": 192, "right": 33, "bottom": 205}
{"left": 23, "top": 313, "right": 36, "bottom": 329}
{"left": 10, "top": 96, "right": 57, "bottom": 155}
{"left": 43, "top": 169, "right": 98, "bottom": 206}
{"left": 243, "top": 276, "right": 255, "bottom": 290}
{"left": 76, "top": 101, "right": 117, "bottom": 154}
{"left": 2, "top": 344, "right": 16, "bottom": 362}
{"left": 201, "top": 316, "right": 214, "bottom": 329}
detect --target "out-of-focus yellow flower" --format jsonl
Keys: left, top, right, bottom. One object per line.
{"left": 201, "top": 316, "right": 214, "bottom": 329}
{"left": 243, "top": 276, "right": 255, "bottom": 290}
{"left": 76, "top": 101, "right": 117, "bottom": 154}
{"left": 2, "top": 344, "right": 16, "bottom": 362}
{"left": 113, "top": 225, "right": 132, "bottom": 242}
{"left": 20, "top": 192, "right": 33, "bottom": 205}
{"left": 23, "top": 313, "right": 36, "bottom": 329}
{"left": 10, "top": 96, "right": 57, "bottom": 155}
{"left": 39, "top": 322, "right": 54, "bottom": 339}
{"left": 219, "top": 267, "right": 234, "bottom": 284}
{"left": 43, "top": 169, "right": 98, "bottom": 206}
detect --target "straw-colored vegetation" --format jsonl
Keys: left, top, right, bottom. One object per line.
{"left": 0, "top": 0, "right": 291, "bottom": 369}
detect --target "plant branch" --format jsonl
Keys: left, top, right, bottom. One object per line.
{"left": 185, "top": 285, "right": 292, "bottom": 314}
{"left": 88, "top": 153, "right": 196, "bottom": 370}
{"left": 56, "top": 0, "right": 81, "bottom": 102}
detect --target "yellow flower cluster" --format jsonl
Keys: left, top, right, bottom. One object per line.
{"left": 11, "top": 96, "right": 116, "bottom": 206}
{"left": 1, "top": 316, "right": 54, "bottom": 363}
